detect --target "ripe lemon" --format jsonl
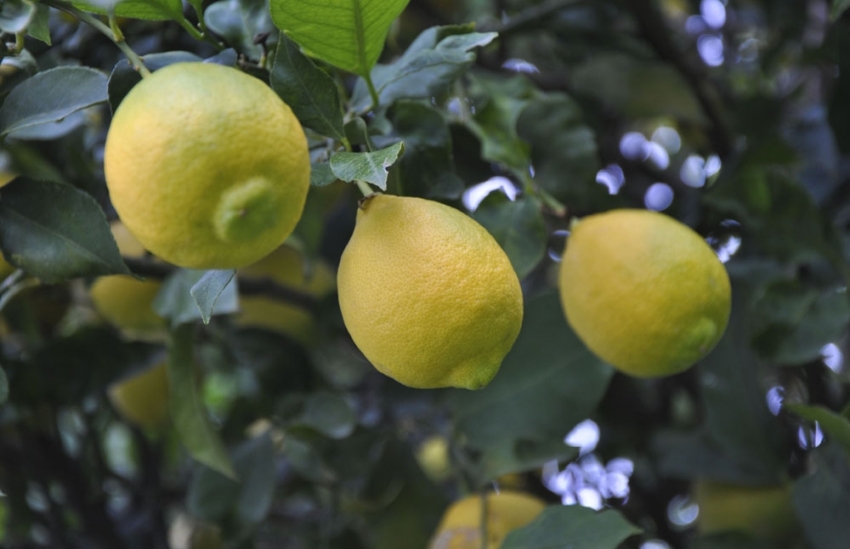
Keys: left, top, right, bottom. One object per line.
{"left": 89, "top": 222, "right": 165, "bottom": 336}
{"left": 337, "top": 195, "right": 523, "bottom": 390}
{"left": 429, "top": 491, "right": 546, "bottom": 549}
{"left": 236, "top": 245, "right": 335, "bottom": 345}
{"left": 695, "top": 481, "right": 800, "bottom": 542}
{"left": 108, "top": 361, "right": 170, "bottom": 430}
{"left": 558, "top": 209, "right": 731, "bottom": 377}
{"left": 103, "top": 62, "right": 310, "bottom": 269}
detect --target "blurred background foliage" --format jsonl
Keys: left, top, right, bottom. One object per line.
{"left": 0, "top": 0, "right": 850, "bottom": 547}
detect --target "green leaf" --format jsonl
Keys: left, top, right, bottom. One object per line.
{"left": 0, "top": 0, "right": 35, "bottom": 34}
{"left": 71, "top": 0, "right": 183, "bottom": 21}
{"left": 517, "top": 92, "right": 610, "bottom": 211}
{"left": 330, "top": 141, "right": 405, "bottom": 190}
{"left": 502, "top": 506, "right": 641, "bottom": 549}
{"left": 0, "top": 366, "right": 7, "bottom": 405}
{"left": 309, "top": 161, "right": 337, "bottom": 187}
{"left": 351, "top": 26, "right": 497, "bottom": 111}
{"left": 831, "top": 0, "right": 850, "bottom": 21}
{"left": 389, "top": 101, "right": 464, "bottom": 199}
{"left": 187, "top": 433, "right": 276, "bottom": 523}
{"left": 168, "top": 325, "right": 236, "bottom": 479}
{"left": 108, "top": 52, "right": 202, "bottom": 112}
{"left": 0, "top": 178, "right": 129, "bottom": 283}
{"left": 270, "top": 35, "right": 345, "bottom": 140}
{"left": 285, "top": 391, "right": 356, "bottom": 439}
{"left": 269, "top": 0, "right": 410, "bottom": 76}
{"left": 205, "top": 0, "right": 275, "bottom": 60}
{"left": 447, "top": 292, "right": 613, "bottom": 482}
{"left": 464, "top": 74, "right": 534, "bottom": 176}
{"left": 154, "top": 269, "right": 239, "bottom": 326}
{"left": 190, "top": 270, "right": 237, "bottom": 325}
{"left": 27, "top": 3, "right": 50, "bottom": 45}
{"left": 0, "top": 67, "right": 107, "bottom": 137}
{"left": 793, "top": 443, "right": 850, "bottom": 549}
{"left": 749, "top": 280, "right": 849, "bottom": 365}
{"left": 473, "top": 195, "right": 546, "bottom": 279}
{"left": 786, "top": 404, "right": 850, "bottom": 455}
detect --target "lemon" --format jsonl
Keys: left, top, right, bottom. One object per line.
{"left": 337, "top": 194, "right": 523, "bottom": 390}
{"left": 108, "top": 361, "right": 170, "bottom": 430}
{"left": 103, "top": 62, "right": 310, "bottom": 269}
{"left": 236, "top": 245, "right": 335, "bottom": 345}
{"left": 89, "top": 222, "right": 165, "bottom": 336}
{"left": 558, "top": 209, "right": 731, "bottom": 377}
{"left": 695, "top": 481, "right": 800, "bottom": 542}
{"left": 416, "top": 436, "right": 451, "bottom": 482}
{"left": 428, "top": 491, "right": 546, "bottom": 549}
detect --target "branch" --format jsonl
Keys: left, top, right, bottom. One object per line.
{"left": 121, "top": 256, "right": 320, "bottom": 312}
{"left": 479, "top": 0, "right": 585, "bottom": 36}
{"left": 626, "top": 0, "right": 734, "bottom": 158}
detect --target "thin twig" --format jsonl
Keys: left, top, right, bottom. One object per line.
{"left": 479, "top": 0, "right": 585, "bottom": 35}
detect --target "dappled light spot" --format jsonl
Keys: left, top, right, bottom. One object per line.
{"left": 644, "top": 183, "right": 674, "bottom": 211}
{"left": 797, "top": 422, "right": 824, "bottom": 449}
{"left": 681, "top": 155, "right": 707, "bottom": 187}
{"left": 542, "top": 453, "right": 634, "bottom": 509}
{"left": 564, "top": 419, "right": 600, "bottom": 455}
{"left": 502, "top": 58, "right": 540, "bottom": 74}
{"left": 701, "top": 0, "right": 727, "bottom": 29}
{"left": 821, "top": 343, "right": 843, "bottom": 373}
{"left": 641, "top": 540, "right": 672, "bottom": 549}
{"left": 766, "top": 385, "right": 785, "bottom": 416}
{"left": 698, "top": 34, "right": 725, "bottom": 67}
{"left": 668, "top": 494, "right": 699, "bottom": 527}
{"left": 645, "top": 142, "right": 670, "bottom": 169}
{"left": 462, "top": 176, "right": 517, "bottom": 212}
{"left": 596, "top": 164, "right": 625, "bottom": 195}
{"left": 620, "top": 132, "right": 649, "bottom": 160}
{"left": 548, "top": 229, "right": 571, "bottom": 262}
{"left": 651, "top": 126, "right": 682, "bottom": 154}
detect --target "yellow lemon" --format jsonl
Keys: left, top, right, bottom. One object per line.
{"left": 89, "top": 222, "right": 165, "bottom": 335}
{"left": 104, "top": 62, "right": 310, "bottom": 269}
{"left": 695, "top": 481, "right": 800, "bottom": 543}
{"left": 108, "top": 361, "right": 170, "bottom": 430}
{"left": 429, "top": 491, "right": 546, "bottom": 549}
{"left": 236, "top": 245, "right": 335, "bottom": 345}
{"left": 416, "top": 436, "right": 451, "bottom": 482}
{"left": 337, "top": 194, "right": 523, "bottom": 390}
{"left": 558, "top": 209, "right": 731, "bottom": 377}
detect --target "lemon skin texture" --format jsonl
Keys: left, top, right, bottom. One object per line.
{"left": 108, "top": 361, "right": 170, "bottom": 430}
{"left": 89, "top": 222, "right": 165, "bottom": 335}
{"left": 103, "top": 62, "right": 310, "bottom": 269}
{"left": 695, "top": 481, "right": 800, "bottom": 543}
{"left": 428, "top": 491, "right": 546, "bottom": 549}
{"left": 236, "top": 245, "right": 335, "bottom": 345}
{"left": 337, "top": 195, "right": 523, "bottom": 390}
{"left": 558, "top": 209, "right": 731, "bottom": 378}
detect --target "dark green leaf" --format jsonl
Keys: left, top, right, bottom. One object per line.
{"left": 0, "top": 178, "right": 129, "bottom": 283}
{"left": 72, "top": 0, "right": 183, "bottom": 21}
{"left": 168, "top": 325, "right": 236, "bottom": 479}
{"left": 390, "top": 101, "right": 464, "bottom": 199}
{"left": 310, "top": 162, "right": 337, "bottom": 187}
{"left": 502, "top": 506, "right": 641, "bottom": 549}
{"left": 447, "top": 292, "right": 613, "bottom": 481}
{"left": 330, "top": 142, "right": 405, "bottom": 190}
{"left": 269, "top": 0, "right": 410, "bottom": 76}
{"left": 27, "top": 3, "right": 50, "bottom": 45}
{"left": 154, "top": 269, "right": 239, "bottom": 326}
{"left": 205, "top": 0, "right": 275, "bottom": 60}
{"left": 517, "top": 92, "right": 609, "bottom": 210}
{"left": 831, "top": 0, "right": 850, "bottom": 21}
{"left": 270, "top": 34, "right": 345, "bottom": 140}
{"left": 190, "top": 270, "right": 237, "bottom": 325}
{"left": 0, "top": 67, "right": 107, "bottom": 137}
{"left": 793, "top": 443, "right": 850, "bottom": 549}
{"left": 0, "top": 366, "right": 8, "bottom": 405}
{"left": 351, "top": 26, "right": 497, "bottom": 111}
{"left": 188, "top": 433, "right": 276, "bottom": 523}
{"left": 108, "top": 52, "right": 202, "bottom": 112}
{"left": 0, "top": 0, "right": 35, "bottom": 34}
{"left": 473, "top": 195, "right": 546, "bottom": 279}
{"left": 286, "top": 391, "right": 356, "bottom": 439}
{"left": 786, "top": 404, "right": 850, "bottom": 455}
{"left": 464, "top": 74, "right": 534, "bottom": 175}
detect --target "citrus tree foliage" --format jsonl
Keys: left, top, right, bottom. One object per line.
{"left": 0, "top": 0, "right": 849, "bottom": 548}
